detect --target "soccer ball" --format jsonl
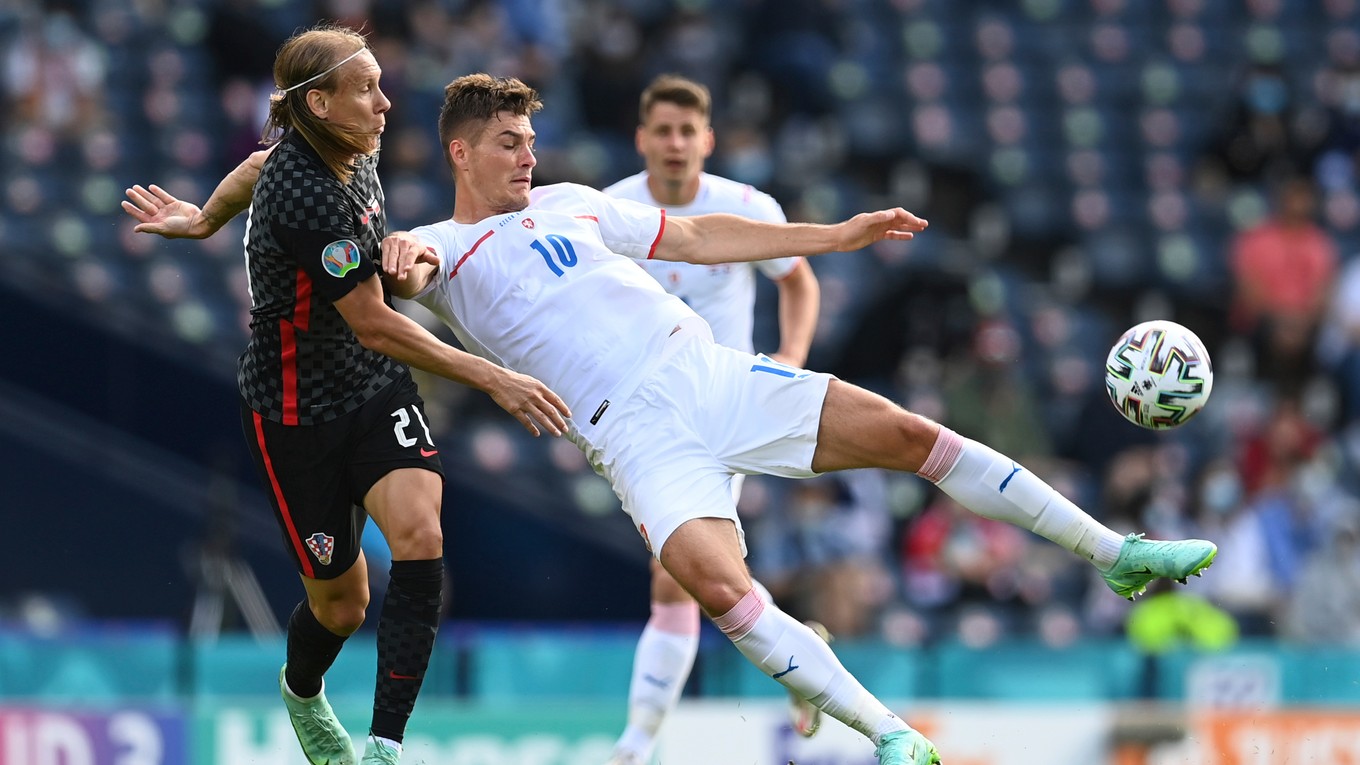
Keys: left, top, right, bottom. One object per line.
{"left": 1104, "top": 320, "right": 1213, "bottom": 430}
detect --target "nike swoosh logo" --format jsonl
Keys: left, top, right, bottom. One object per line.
{"left": 389, "top": 671, "right": 419, "bottom": 680}
{"left": 641, "top": 673, "right": 671, "bottom": 689}
{"left": 772, "top": 656, "right": 799, "bottom": 679}
{"left": 420, "top": 448, "right": 438, "bottom": 457}
{"left": 998, "top": 462, "right": 1023, "bottom": 493}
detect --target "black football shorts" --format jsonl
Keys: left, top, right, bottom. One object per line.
{"left": 240, "top": 376, "right": 445, "bottom": 579}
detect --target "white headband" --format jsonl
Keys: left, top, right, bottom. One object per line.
{"left": 281, "top": 47, "right": 365, "bottom": 93}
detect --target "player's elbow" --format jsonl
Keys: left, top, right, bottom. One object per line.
{"left": 660, "top": 218, "right": 709, "bottom": 264}
{"left": 347, "top": 317, "right": 398, "bottom": 355}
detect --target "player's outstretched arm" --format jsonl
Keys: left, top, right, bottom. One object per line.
{"left": 121, "top": 146, "right": 272, "bottom": 239}
{"left": 334, "top": 276, "right": 571, "bottom": 436}
{"left": 656, "top": 208, "right": 928, "bottom": 265}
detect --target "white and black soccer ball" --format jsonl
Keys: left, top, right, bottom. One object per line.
{"left": 1104, "top": 320, "right": 1213, "bottom": 430}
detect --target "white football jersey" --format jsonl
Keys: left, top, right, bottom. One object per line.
{"left": 410, "top": 183, "right": 696, "bottom": 416}
{"left": 603, "top": 172, "right": 800, "bottom": 353}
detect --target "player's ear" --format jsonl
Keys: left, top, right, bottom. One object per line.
{"left": 701, "top": 126, "right": 715, "bottom": 158}
{"left": 448, "top": 138, "right": 465, "bottom": 168}
{"left": 635, "top": 125, "right": 646, "bottom": 154}
{"left": 306, "top": 89, "right": 328, "bottom": 119}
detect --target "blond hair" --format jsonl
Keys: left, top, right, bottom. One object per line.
{"left": 261, "top": 24, "right": 373, "bottom": 183}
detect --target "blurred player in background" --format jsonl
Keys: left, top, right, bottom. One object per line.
{"left": 600, "top": 74, "right": 826, "bottom": 765}
{"left": 121, "top": 26, "right": 568, "bottom": 765}
{"left": 377, "top": 74, "right": 1218, "bottom": 765}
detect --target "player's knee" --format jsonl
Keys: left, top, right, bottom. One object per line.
{"left": 886, "top": 409, "right": 939, "bottom": 470}
{"left": 385, "top": 521, "right": 444, "bottom": 560}
{"left": 314, "top": 600, "right": 367, "bottom": 635}
{"left": 687, "top": 577, "right": 752, "bottom": 617}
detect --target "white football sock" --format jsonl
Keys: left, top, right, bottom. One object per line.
{"left": 613, "top": 601, "right": 700, "bottom": 759}
{"left": 918, "top": 427, "right": 1126, "bottom": 569}
{"left": 714, "top": 590, "right": 907, "bottom": 744}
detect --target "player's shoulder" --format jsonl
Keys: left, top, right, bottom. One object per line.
{"left": 410, "top": 216, "right": 462, "bottom": 250}
{"left": 530, "top": 182, "right": 611, "bottom": 211}
{"left": 601, "top": 172, "right": 649, "bottom": 200}
{"left": 260, "top": 139, "right": 339, "bottom": 195}
{"left": 699, "top": 173, "right": 784, "bottom": 218}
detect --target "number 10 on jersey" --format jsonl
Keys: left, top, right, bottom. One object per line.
{"left": 531, "top": 234, "right": 578, "bottom": 277}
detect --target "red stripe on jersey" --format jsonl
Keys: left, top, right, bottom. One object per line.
{"left": 449, "top": 230, "right": 496, "bottom": 279}
{"left": 278, "top": 268, "right": 310, "bottom": 425}
{"left": 253, "top": 411, "right": 314, "bottom": 578}
{"left": 575, "top": 215, "right": 599, "bottom": 222}
{"left": 293, "top": 268, "right": 312, "bottom": 332}
{"left": 646, "top": 209, "right": 666, "bottom": 259}
{"left": 279, "top": 320, "right": 298, "bottom": 425}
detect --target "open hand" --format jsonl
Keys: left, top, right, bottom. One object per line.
{"left": 382, "top": 232, "right": 441, "bottom": 281}
{"left": 122, "top": 185, "right": 210, "bottom": 239}
{"left": 487, "top": 368, "right": 572, "bottom": 437}
{"left": 834, "top": 208, "right": 929, "bottom": 252}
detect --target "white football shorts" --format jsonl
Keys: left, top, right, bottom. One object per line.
{"left": 569, "top": 319, "right": 833, "bottom": 559}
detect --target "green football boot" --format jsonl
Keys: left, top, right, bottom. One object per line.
{"left": 279, "top": 666, "right": 356, "bottom": 765}
{"left": 875, "top": 729, "right": 942, "bottom": 765}
{"left": 1102, "top": 533, "right": 1218, "bottom": 600}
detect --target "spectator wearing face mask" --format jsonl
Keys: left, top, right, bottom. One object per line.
{"left": 1199, "top": 62, "right": 1322, "bottom": 187}
{"left": 1193, "top": 458, "right": 1282, "bottom": 635}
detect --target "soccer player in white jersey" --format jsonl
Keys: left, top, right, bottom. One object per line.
{"left": 600, "top": 75, "right": 826, "bottom": 763}
{"left": 378, "top": 74, "right": 1218, "bottom": 765}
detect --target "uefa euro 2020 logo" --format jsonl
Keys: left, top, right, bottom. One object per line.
{"left": 321, "top": 240, "right": 361, "bottom": 278}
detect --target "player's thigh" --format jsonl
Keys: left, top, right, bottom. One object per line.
{"left": 349, "top": 379, "right": 446, "bottom": 560}
{"left": 695, "top": 346, "right": 831, "bottom": 478}
{"left": 240, "top": 401, "right": 366, "bottom": 581}
{"left": 658, "top": 517, "right": 753, "bottom": 617}
{"left": 364, "top": 468, "right": 444, "bottom": 560}
{"left": 587, "top": 388, "right": 743, "bottom": 560}
{"left": 809, "top": 379, "right": 940, "bottom": 474}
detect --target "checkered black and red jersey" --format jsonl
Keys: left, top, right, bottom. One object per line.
{"left": 238, "top": 131, "right": 409, "bottom": 425}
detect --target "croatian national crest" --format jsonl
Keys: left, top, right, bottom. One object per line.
{"left": 305, "top": 532, "right": 336, "bottom": 565}
{"left": 321, "top": 240, "right": 361, "bottom": 278}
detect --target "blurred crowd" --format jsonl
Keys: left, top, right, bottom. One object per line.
{"left": 8, "top": 0, "right": 1360, "bottom": 650}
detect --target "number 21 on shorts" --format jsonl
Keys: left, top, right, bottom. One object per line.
{"left": 391, "top": 405, "right": 435, "bottom": 450}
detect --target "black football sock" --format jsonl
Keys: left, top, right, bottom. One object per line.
{"left": 370, "top": 558, "right": 444, "bottom": 743}
{"left": 284, "top": 600, "right": 348, "bottom": 699}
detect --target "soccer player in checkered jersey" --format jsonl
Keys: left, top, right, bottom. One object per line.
{"left": 122, "top": 27, "right": 569, "bottom": 765}
{"left": 600, "top": 74, "right": 828, "bottom": 764}
{"left": 378, "top": 74, "right": 1217, "bottom": 765}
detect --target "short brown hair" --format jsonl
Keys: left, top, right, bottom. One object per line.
{"left": 639, "top": 74, "right": 711, "bottom": 123}
{"left": 261, "top": 24, "right": 373, "bottom": 183}
{"left": 438, "top": 74, "right": 543, "bottom": 168}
